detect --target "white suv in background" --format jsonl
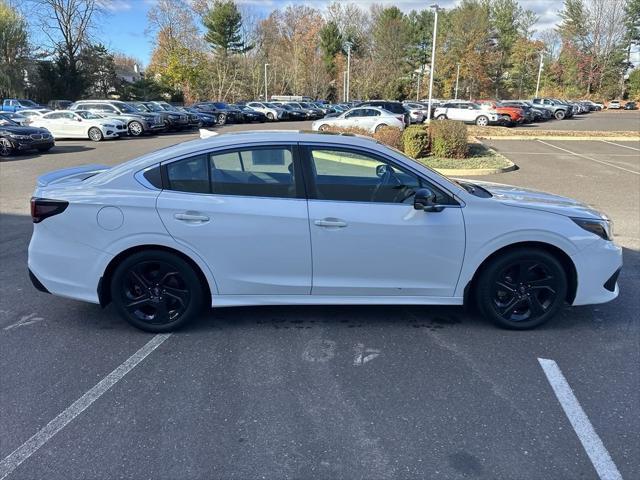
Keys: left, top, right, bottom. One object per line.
{"left": 434, "top": 102, "right": 499, "bottom": 126}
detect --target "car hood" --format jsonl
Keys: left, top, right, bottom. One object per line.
{"left": 0, "top": 124, "right": 50, "bottom": 135}
{"left": 470, "top": 180, "right": 607, "bottom": 220}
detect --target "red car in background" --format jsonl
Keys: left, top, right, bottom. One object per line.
{"left": 475, "top": 100, "right": 525, "bottom": 127}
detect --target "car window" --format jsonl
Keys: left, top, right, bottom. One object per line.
{"left": 308, "top": 148, "right": 424, "bottom": 204}
{"left": 166, "top": 155, "right": 210, "bottom": 194}
{"left": 43, "top": 112, "right": 63, "bottom": 119}
{"left": 209, "top": 148, "right": 296, "bottom": 198}
{"left": 345, "top": 109, "right": 361, "bottom": 118}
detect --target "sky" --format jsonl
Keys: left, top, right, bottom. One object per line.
{"left": 94, "top": 0, "right": 621, "bottom": 66}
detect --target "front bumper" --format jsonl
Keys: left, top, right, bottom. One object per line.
{"left": 571, "top": 239, "right": 622, "bottom": 306}
{"left": 15, "top": 138, "right": 55, "bottom": 151}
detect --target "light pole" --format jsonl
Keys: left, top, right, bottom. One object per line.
{"left": 426, "top": 4, "right": 439, "bottom": 123}
{"left": 454, "top": 63, "right": 460, "bottom": 100}
{"left": 535, "top": 52, "right": 543, "bottom": 97}
{"left": 344, "top": 41, "right": 353, "bottom": 102}
{"left": 343, "top": 71, "right": 347, "bottom": 102}
{"left": 264, "top": 63, "right": 269, "bottom": 101}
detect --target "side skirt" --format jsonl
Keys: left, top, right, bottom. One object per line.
{"left": 211, "top": 295, "right": 463, "bottom": 308}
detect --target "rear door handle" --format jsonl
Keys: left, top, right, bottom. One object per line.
{"left": 314, "top": 218, "right": 347, "bottom": 228}
{"left": 174, "top": 212, "right": 210, "bottom": 223}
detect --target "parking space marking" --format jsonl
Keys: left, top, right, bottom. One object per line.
{"left": 538, "top": 358, "right": 622, "bottom": 480}
{"left": 600, "top": 140, "right": 640, "bottom": 152}
{"left": 0, "top": 333, "right": 171, "bottom": 480}
{"left": 536, "top": 140, "right": 640, "bottom": 175}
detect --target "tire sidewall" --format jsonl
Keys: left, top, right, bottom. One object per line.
{"left": 476, "top": 248, "right": 567, "bottom": 330}
{"left": 129, "top": 121, "right": 143, "bottom": 136}
{"left": 476, "top": 116, "right": 488, "bottom": 126}
{"left": 110, "top": 250, "right": 204, "bottom": 332}
{"left": 0, "top": 137, "right": 14, "bottom": 157}
{"left": 89, "top": 127, "right": 103, "bottom": 142}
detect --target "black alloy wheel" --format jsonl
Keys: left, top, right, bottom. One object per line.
{"left": 111, "top": 251, "right": 204, "bottom": 332}
{"left": 476, "top": 249, "right": 567, "bottom": 329}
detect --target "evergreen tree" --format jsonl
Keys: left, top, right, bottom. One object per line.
{"left": 203, "top": 0, "right": 251, "bottom": 56}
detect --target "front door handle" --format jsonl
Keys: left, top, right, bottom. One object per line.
{"left": 174, "top": 212, "right": 210, "bottom": 223}
{"left": 314, "top": 218, "right": 347, "bottom": 228}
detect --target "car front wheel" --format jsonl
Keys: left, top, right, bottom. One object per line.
{"left": 475, "top": 115, "right": 489, "bottom": 126}
{"left": 554, "top": 110, "right": 565, "bottom": 120}
{"left": 0, "top": 138, "right": 15, "bottom": 157}
{"left": 436, "top": 114, "right": 447, "bottom": 120}
{"left": 128, "top": 121, "right": 143, "bottom": 136}
{"left": 110, "top": 250, "right": 204, "bottom": 332}
{"left": 475, "top": 248, "right": 567, "bottom": 330}
{"left": 88, "top": 127, "right": 103, "bottom": 142}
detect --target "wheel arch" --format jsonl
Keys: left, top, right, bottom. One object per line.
{"left": 98, "top": 244, "right": 213, "bottom": 308}
{"left": 462, "top": 241, "right": 578, "bottom": 306}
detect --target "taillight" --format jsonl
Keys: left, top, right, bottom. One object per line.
{"left": 30, "top": 197, "right": 68, "bottom": 223}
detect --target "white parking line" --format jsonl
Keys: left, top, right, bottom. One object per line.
{"left": 0, "top": 333, "right": 171, "bottom": 480}
{"left": 538, "top": 358, "right": 622, "bottom": 480}
{"left": 600, "top": 140, "right": 640, "bottom": 152}
{"left": 537, "top": 140, "right": 640, "bottom": 175}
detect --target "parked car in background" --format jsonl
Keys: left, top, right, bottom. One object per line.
{"left": 1, "top": 98, "right": 42, "bottom": 112}
{"left": 245, "top": 101, "right": 286, "bottom": 121}
{"left": 310, "top": 102, "right": 336, "bottom": 115}
{"left": 357, "top": 101, "right": 410, "bottom": 126}
{"left": 0, "top": 117, "right": 54, "bottom": 157}
{"left": 434, "top": 102, "right": 499, "bottom": 126}
{"left": 150, "top": 101, "right": 200, "bottom": 129}
{"left": 403, "top": 102, "right": 430, "bottom": 122}
{"left": 0, "top": 111, "right": 30, "bottom": 126}
{"left": 47, "top": 100, "right": 72, "bottom": 110}
{"left": 623, "top": 101, "right": 636, "bottom": 110}
{"left": 70, "top": 100, "right": 164, "bottom": 136}
{"left": 582, "top": 100, "right": 603, "bottom": 111}
{"left": 28, "top": 131, "right": 621, "bottom": 332}
{"left": 509, "top": 101, "right": 553, "bottom": 121}
{"left": 30, "top": 110, "right": 125, "bottom": 141}
{"left": 270, "top": 102, "right": 309, "bottom": 121}
{"left": 500, "top": 101, "right": 535, "bottom": 123}
{"left": 130, "top": 101, "right": 190, "bottom": 131}
{"left": 607, "top": 100, "right": 621, "bottom": 109}
{"left": 279, "top": 102, "right": 323, "bottom": 119}
{"left": 191, "top": 102, "right": 244, "bottom": 124}
{"left": 312, "top": 107, "right": 405, "bottom": 133}
{"left": 233, "top": 104, "right": 267, "bottom": 123}
{"left": 531, "top": 98, "right": 572, "bottom": 119}
{"left": 14, "top": 109, "right": 52, "bottom": 124}
{"left": 475, "top": 100, "right": 524, "bottom": 127}
{"left": 176, "top": 107, "right": 218, "bottom": 127}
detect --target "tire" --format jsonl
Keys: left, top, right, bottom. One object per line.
{"left": 217, "top": 113, "right": 227, "bottom": 125}
{"left": 0, "top": 137, "right": 14, "bottom": 157}
{"left": 374, "top": 123, "right": 388, "bottom": 133}
{"left": 88, "top": 127, "right": 103, "bottom": 142}
{"left": 475, "top": 115, "right": 489, "bottom": 126}
{"left": 554, "top": 110, "right": 565, "bottom": 120}
{"left": 266, "top": 112, "right": 275, "bottom": 121}
{"left": 110, "top": 250, "right": 204, "bottom": 332}
{"left": 128, "top": 121, "right": 144, "bottom": 137}
{"left": 436, "top": 114, "right": 447, "bottom": 120}
{"left": 318, "top": 124, "right": 329, "bottom": 132}
{"left": 475, "top": 248, "right": 567, "bottom": 330}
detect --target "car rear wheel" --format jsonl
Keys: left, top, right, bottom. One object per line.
{"left": 476, "top": 248, "right": 567, "bottom": 330}
{"left": 475, "top": 115, "right": 489, "bottom": 126}
{"left": 436, "top": 114, "right": 447, "bottom": 120}
{"left": 374, "top": 123, "right": 388, "bottom": 132}
{"left": 111, "top": 250, "right": 204, "bottom": 332}
{"left": 266, "top": 112, "right": 275, "bottom": 120}
{"left": 554, "top": 110, "right": 565, "bottom": 120}
{"left": 128, "top": 121, "right": 143, "bottom": 136}
{"left": 88, "top": 127, "right": 103, "bottom": 142}
{"left": 217, "top": 113, "right": 227, "bottom": 125}
{"left": 0, "top": 138, "right": 15, "bottom": 157}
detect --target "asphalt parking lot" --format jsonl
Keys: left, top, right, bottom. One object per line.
{"left": 0, "top": 121, "right": 638, "bottom": 479}
{"left": 517, "top": 110, "right": 640, "bottom": 131}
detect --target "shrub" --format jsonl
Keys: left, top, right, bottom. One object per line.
{"left": 429, "top": 120, "right": 468, "bottom": 158}
{"left": 401, "top": 125, "right": 430, "bottom": 158}
{"left": 372, "top": 126, "right": 403, "bottom": 151}
{"left": 321, "top": 125, "right": 373, "bottom": 138}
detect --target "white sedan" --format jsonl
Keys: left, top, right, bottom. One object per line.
{"left": 15, "top": 109, "right": 52, "bottom": 124}
{"left": 28, "top": 131, "right": 621, "bottom": 332}
{"left": 30, "top": 110, "right": 126, "bottom": 141}
{"left": 312, "top": 107, "right": 404, "bottom": 133}
{"left": 0, "top": 112, "right": 30, "bottom": 126}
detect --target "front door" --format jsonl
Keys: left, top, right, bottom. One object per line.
{"left": 302, "top": 145, "right": 465, "bottom": 297}
{"left": 156, "top": 144, "right": 312, "bottom": 296}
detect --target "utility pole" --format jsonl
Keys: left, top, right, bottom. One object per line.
{"left": 264, "top": 63, "right": 269, "bottom": 101}
{"left": 535, "top": 52, "right": 543, "bottom": 97}
{"left": 343, "top": 71, "right": 347, "bottom": 102}
{"left": 426, "top": 4, "right": 439, "bottom": 123}
{"left": 345, "top": 41, "right": 353, "bottom": 102}
{"left": 454, "top": 63, "right": 460, "bottom": 100}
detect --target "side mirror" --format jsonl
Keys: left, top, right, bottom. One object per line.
{"left": 414, "top": 188, "right": 444, "bottom": 212}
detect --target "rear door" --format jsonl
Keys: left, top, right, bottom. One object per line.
{"left": 156, "top": 144, "right": 312, "bottom": 296}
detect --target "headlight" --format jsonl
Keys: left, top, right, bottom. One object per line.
{"left": 571, "top": 217, "right": 613, "bottom": 241}
{"left": 9, "top": 134, "right": 30, "bottom": 140}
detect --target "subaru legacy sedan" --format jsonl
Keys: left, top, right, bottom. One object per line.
{"left": 28, "top": 131, "right": 621, "bottom": 332}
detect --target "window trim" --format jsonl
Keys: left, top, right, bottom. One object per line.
{"left": 159, "top": 142, "right": 307, "bottom": 200}
{"left": 299, "top": 143, "right": 460, "bottom": 206}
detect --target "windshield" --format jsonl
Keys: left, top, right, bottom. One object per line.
{"left": 143, "top": 103, "right": 163, "bottom": 112}
{"left": 264, "top": 103, "right": 277, "bottom": 108}
{"left": 278, "top": 104, "right": 293, "bottom": 111}
{"left": 213, "top": 102, "right": 228, "bottom": 109}
{"left": 115, "top": 102, "right": 137, "bottom": 114}
{"left": 76, "top": 111, "right": 101, "bottom": 119}
{"left": 18, "top": 100, "right": 38, "bottom": 107}
{"left": 0, "top": 117, "right": 18, "bottom": 126}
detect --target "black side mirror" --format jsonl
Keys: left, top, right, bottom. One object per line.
{"left": 414, "top": 188, "right": 444, "bottom": 212}
{"left": 376, "top": 164, "right": 390, "bottom": 177}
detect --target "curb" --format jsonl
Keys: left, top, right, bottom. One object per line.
{"left": 433, "top": 163, "right": 517, "bottom": 176}
{"left": 471, "top": 135, "right": 640, "bottom": 141}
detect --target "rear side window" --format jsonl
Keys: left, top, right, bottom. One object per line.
{"left": 166, "top": 155, "right": 209, "bottom": 194}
